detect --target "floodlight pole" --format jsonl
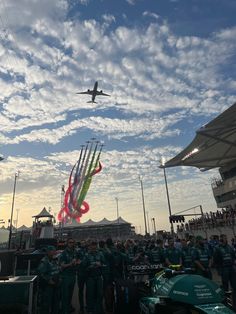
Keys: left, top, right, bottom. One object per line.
{"left": 139, "top": 176, "right": 148, "bottom": 236}
{"left": 162, "top": 163, "right": 174, "bottom": 237}
{"left": 8, "top": 171, "right": 19, "bottom": 250}
{"left": 152, "top": 217, "right": 157, "bottom": 239}
{"left": 146, "top": 211, "right": 150, "bottom": 234}
{"left": 15, "top": 208, "right": 20, "bottom": 233}
{"left": 200, "top": 205, "right": 208, "bottom": 239}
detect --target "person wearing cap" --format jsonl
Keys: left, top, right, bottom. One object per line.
{"left": 37, "top": 245, "right": 61, "bottom": 314}
{"left": 59, "top": 238, "right": 78, "bottom": 314}
{"left": 192, "top": 236, "right": 212, "bottom": 279}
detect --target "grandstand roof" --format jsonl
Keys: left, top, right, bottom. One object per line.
{"left": 163, "top": 102, "right": 236, "bottom": 170}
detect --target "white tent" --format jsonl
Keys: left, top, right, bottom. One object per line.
{"left": 32, "top": 207, "right": 53, "bottom": 218}
{"left": 63, "top": 217, "right": 130, "bottom": 228}
{"left": 17, "top": 225, "right": 30, "bottom": 231}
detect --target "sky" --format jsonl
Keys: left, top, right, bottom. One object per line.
{"left": 0, "top": 0, "right": 235, "bottom": 233}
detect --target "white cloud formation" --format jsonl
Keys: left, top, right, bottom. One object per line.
{"left": 0, "top": 111, "right": 184, "bottom": 145}
{"left": 126, "top": 0, "right": 136, "bottom": 5}
{"left": 143, "top": 11, "right": 160, "bottom": 20}
{"left": 0, "top": 0, "right": 234, "bottom": 230}
{"left": 0, "top": 2, "right": 235, "bottom": 124}
{"left": 102, "top": 14, "right": 116, "bottom": 25}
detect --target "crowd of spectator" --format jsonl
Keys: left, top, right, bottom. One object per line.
{"left": 177, "top": 206, "right": 236, "bottom": 232}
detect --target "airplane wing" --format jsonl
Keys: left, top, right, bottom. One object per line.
{"left": 96, "top": 91, "right": 110, "bottom": 96}
{"left": 76, "top": 90, "right": 93, "bottom": 95}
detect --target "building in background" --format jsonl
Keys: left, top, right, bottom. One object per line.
{"left": 212, "top": 161, "right": 236, "bottom": 209}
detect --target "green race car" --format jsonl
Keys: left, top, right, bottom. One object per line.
{"left": 140, "top": 268, "right": 235, "bottom": 314}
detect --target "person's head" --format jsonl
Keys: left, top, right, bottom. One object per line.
{"left": 106, "top": 238, "right": 113, "bottom": 247}
{"left": 168, "top": 239, "right": 174, "bottom": 247}
{"left": 117, "top": 242, "right": 124, "bottom": 251}
{"left": 67, "top": 238, "right": 75, "bottom": 249}
{"left": 196, "top": 235, "right": 204, "bottom": 246}
{"left": 124, "top": 239, "right": 133, "bottom": 249}
{"left": 46, "top": 246, "right": 57, "bottom": 259}
{"left": 99, "top": 240, "right": 105, "bottom": 249}
{"left": 80, "top": 240, "right": 86, "bottom": 248}
{"left": 156, "top": 239, "right": 163, "bottom": 247}
{"left": 88, "top": 241, "right": 98, "bottom": 253}
{"left": 220, "top": 234, "right": 227, "bottom": 245}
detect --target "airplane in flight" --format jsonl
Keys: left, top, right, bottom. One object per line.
{"left": 76, "top": 81, "right": 110, "bottom": 103}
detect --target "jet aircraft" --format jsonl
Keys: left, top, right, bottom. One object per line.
{"left": 76, "top": 81, "right": 110, "bottom": 103}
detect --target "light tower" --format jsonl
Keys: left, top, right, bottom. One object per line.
{"left": 8, "top": 171, "right": 20, "bottom": 249}
{"left": 139, "top": 176, "right": 148, "bottom": 235}
{"left": 160, "top": 158, "right": 174, "bottom": 237}
{"left": 15, "top": 208, "right": 20, "bottom": 232}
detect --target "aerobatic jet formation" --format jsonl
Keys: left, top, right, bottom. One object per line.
{"left": 76, "top": 81, "right": 110, "bottom": 103}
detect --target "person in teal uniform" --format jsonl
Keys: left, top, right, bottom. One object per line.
{"left": 124, "top": 239, "right": 135, "bottom": 264}
{"left": 37, "top": 245, "right": 61, "bottom": 314}
{"left": 76, "top": 241, "right": 87, "bottom": 314}
{"left": 82, "top": 241, "right": 106, "bottom": 314}
{"left": 101, "top": 238, "right": 128, "bottom": 313}
{"left": 214, "top": 234, "right": 236, "bottom": 291}
{"left": 99, "top": 239, "right": 113, "bottom": 313}
{"left": 192, "top": 236, "right": 212, "bottom": 279}
{"left": 181, "top": 238, "right": 194, "bottom": 269}
{"left": 149, "top": 240, "right": 164, "bottom": 265}
{"left": 59, "top": 238, "right": 78, "bottom": 314}
{"left": 164, "top": 239, "right": 182, "bottom": 266}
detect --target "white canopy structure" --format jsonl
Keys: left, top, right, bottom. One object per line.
{"left": 17, "top": 225, "right": 30, "bottom": 231}
{"left": 32, "top": 207, "right": 53, "bottom": 218}
{"left": 163, "top": 102, "right": 236, "bottom": 170}
{"left": 63, "top": 217, "right": 130, "bottom": 228}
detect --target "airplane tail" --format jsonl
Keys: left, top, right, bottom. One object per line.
{"left": 87, "top": 101, "right": 97, "bottom": 104}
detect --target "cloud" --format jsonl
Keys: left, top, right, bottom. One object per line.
{"left": 143, "top": 11, "right": 160, "bottom": 21}
{"left": 126, "top": 0, "right": 136, "bottom": 5}
{"left": 78, "top": 0, "right": 90, "bottom": 5}
{"left": 0, "top": 111, "right": 185, "bottom": 145}
{"left": 0, "top": 1, "right": 234, "bottom": 230}
{"left": 102, "top": 14, "right": 116, "bottom": 25}
{"left": 1, "top": 3, "right": 235, "bottom": 125}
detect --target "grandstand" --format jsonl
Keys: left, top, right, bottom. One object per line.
{"left": 164, "top": 102, "right": 236, "bottom": 239}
